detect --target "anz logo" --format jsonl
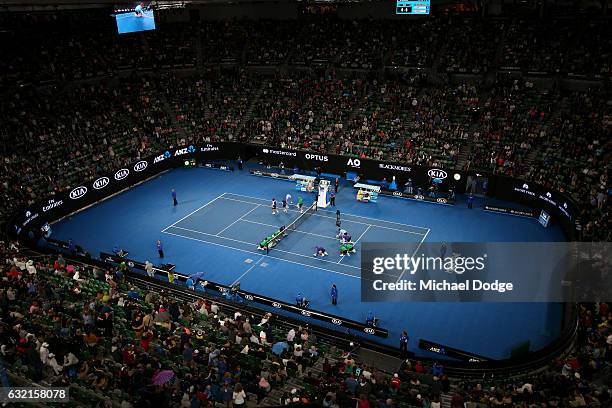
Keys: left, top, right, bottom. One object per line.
{"left": 428, "top": 169, "right": 448, "bottom": 179}
{"left": 93, "top": 176, "right": 110, "bottom": 190}
{"left": 114, "top": 168, "right": 130, "bottom": 181}
{"left": 134, "top": 160, "right": 148, "bottom": 172}
{"left": 363, "top": 328, "right": 375, "bottom": 335}
{"left": 331, "top": 318, "right": 343, "bottom": 325}
{"left": 154, "top": 151, "right": 171, "bottom": 164}
{"left": 174, "top": 145, "right": 196, "bottom": 156}
{"left": 272, "top": 302, "right": 282, "bottom": 309}
{"left": 69, "top": 186, "right": 88, "bottom": 200}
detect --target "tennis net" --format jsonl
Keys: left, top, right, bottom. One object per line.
{"left": 266, "top": 201, "right": 317, "bottom": 253}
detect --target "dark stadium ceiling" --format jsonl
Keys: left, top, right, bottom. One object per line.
{"left": 0, "top": 0, "right": 404, "bottom": 8}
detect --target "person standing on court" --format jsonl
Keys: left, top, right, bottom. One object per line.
{"left": 156, "top": 240, "right": 164, "bottom": 258}
{"left": 237, "top": 156, "right": 243, "bottom": 171}
{"left": 467, "top": 193, "right": 474, "bottom": 209}
{"left": 330, "top": 284, "right": 338, "bottom": 305}
{"left": 330, "top": 191, "right": 336, "bottom": 207}
{"left": 171, "top": 188, "right": 178, "bottom": 206}
{"left": 334, "top": 178, "right": 339, "bottom": 193}
{"left": 400, "top": 331, "right": 409, "bottom": 358}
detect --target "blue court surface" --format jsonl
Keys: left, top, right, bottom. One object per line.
{"left": 51, "top": 166, "right": 566, "bottom": 359}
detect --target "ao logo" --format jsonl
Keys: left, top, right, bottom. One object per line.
{"left": 347, "top": 158, "right": 361, "bottom": 168}
{"left": 70, "top": 186, "right": 88, "bottom": 199}
{"left": 393, "top": 191, "right": 403, "bottom": 197}
{"left": 427, "top": 169, "right": 447, "bottom": 179}
{"left": 272, "top": 302, "right": 282, "bottom": 308}
{"left": 331, "top": 318, "right": 343, "bottom": 325}
{"left": 93, "top": 176, "right": 110, "bottom": 190}
{"left": 522, "top": 183, "right": 529, "bottom": 190}
{"left": 134, "top": 160, "right": 148, "bottom": 172}
{"left": 114, "top": 168, "right": 130, "bottom": 181}
{"left": 363, "top": 328, "right": 375, "bottom": 335}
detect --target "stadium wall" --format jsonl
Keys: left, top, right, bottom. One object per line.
{"left": 6, "top": 142, "right": 578, "bottom": 242}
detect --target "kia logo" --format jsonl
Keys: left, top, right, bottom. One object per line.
{"left": 271, "top": 173, "right": 279, "bottom": 178}
{"left": 272, "top": 302, "right": 282, "bottom": 308}
{"left": 114, "top": 169, "right": 129, "bottom": 181}
{"left": 244, "top": 295, "right": 254, "bottom": 301}
{"left": 364, "top": 328, "right": 375, "bottom": 334}
{"left": 134, "top": 160, "right": 148, "bottom": 172}
{"left": 414, "top": 195, "right": 424, "bottom": 200}
{"left": 436, "top": 198, "right": 447, "bottom": 203}
{"left": 69, "top": 186, "right": 88, "bottom": 199}
{"left": 93, "top": 176, "right": 110, "bottom": 190}
{"left": 301, "top": 310, "right": 311, "bottom": 317}
{"left": 331, "top": 318, "right": 343, "bottom": 325}
{"left": 393, "top": 191, "right": 402, "bottom": 197}
{"left": 428, "top": 169, "right": 447, "bottom": 179}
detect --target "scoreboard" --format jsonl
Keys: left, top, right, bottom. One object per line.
{"left": 396, "top": 0, "right": 430, "bottom": 14}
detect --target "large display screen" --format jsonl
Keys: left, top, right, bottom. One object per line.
{"left": 114, "top": 3, "right": 156, "bottom": 34}
{"left": 396, "top": 0, "right": 430, "bottom": 14}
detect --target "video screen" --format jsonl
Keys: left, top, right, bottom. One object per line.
{"left": 114, "top": 3, "right": 156, "bottom": 34}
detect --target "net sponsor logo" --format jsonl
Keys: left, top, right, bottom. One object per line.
{"left": 42, "top": 199, "right": 63, "bottom": 212}
{"left": 347, "top": 158, "right": 361, "bottom": 168}
{"left": 154, "top": 151, "right": 172, "bottom": 164}
{"left": 393, "top": 191, "right": 403, "bottom": 197}
{"left": 114, "top": 168, "right": 130, "bottom": 181}
{"left": 380, "top": 163, "right": 411, "bottom": 172}
{"left": 436, "top": 198, "right": 448, "bottom": 204}
{"left": 427, "top": 169, "right": 447, "bottom": 179}
{"left": 363, "top": 327, "right": 375, "bottom": 334}
{"left": 69, "top": 186, "right": 88, "bottom": 200}
{"left": 271, "top": 302, "right": 282, "bottom": 308}
{"left": 331, "top": 318, "right": 343, "bottom": 325}
{"left": 93, "top": 176, "right": 110, "bottom": 190}
{"left": 301, "top": 310, "right": 311, "bottom": 317}
{"left": 133, "top": 160, "right": 148, "bottom": 172}
{"left": 261, "top": 148, "right": 297, "bottom": 157}
{"left": 243, "top": 294, "right": 254, "bottom": 301}
{"left": 304, "top": 153, "right": 328, "bottom": 162}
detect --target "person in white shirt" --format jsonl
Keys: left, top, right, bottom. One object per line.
{"left": 285, "top": 193, "right": 293, "bottom": 206}
{"left": 144, "top": 261, "right": 154, "bottom": 278}
{"left": 286, "top": 328, "right": 296, "bottom": 343}
{"left": 232, "top": 384, "right": 247, "bottom": 407}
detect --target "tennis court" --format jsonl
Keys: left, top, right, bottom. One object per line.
{"left": 162, "top": 192, "right": 430, "bottom": 280}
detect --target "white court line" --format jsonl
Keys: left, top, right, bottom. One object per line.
{"left": 220, "top": 196, "right": 425, "bottom": 236}
{"left": 338, "top": 224, "right": 372, "bottom": 264}
{"left": 231, "top": 256, "right": 264, "bottom": 286}
{"left": 161, "top": 229, "right": 367, "bottom": 280}
{"left": 240, "top": 219, "right": 337, "bottom": 241}
{"left": 215, "top": 204, "right": 261, "bottom": 236}
{"left": 168, "top": 225, "right": 360, "bottom": 270}
{"left": 395, "top": 228, "right": 430, "bottom": 283}
{"left": 225, "top": 192, "right": 430, "bottom": 231}
{"left": 162, "top": 193, "right": 226, "bottom": 232}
